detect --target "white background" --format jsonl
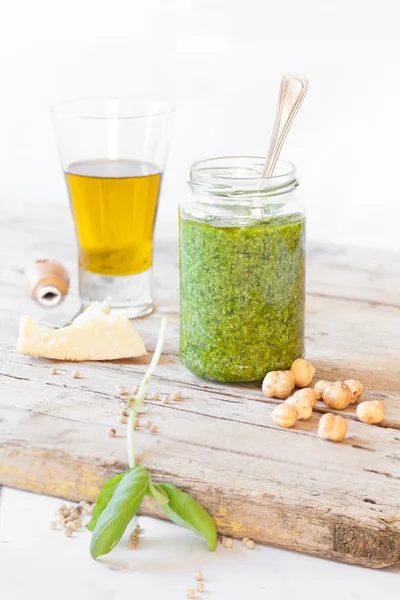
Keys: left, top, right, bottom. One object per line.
{"left": 0, "top": 0, "right": 399, "bottom": 251}
{"left": 1, "top": 488, "right": 399, "bottom": 600}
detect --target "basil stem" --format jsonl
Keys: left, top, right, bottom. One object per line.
{"left": 127, "top": 316, "right": 168, "bottom": 468}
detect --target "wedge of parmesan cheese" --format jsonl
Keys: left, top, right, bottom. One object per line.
{"left": 17, "top": 302, "right": 147, "bottom": 361}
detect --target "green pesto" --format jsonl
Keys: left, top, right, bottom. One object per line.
{"left": 179, "top": 215, "right": 305, "bottom": 382}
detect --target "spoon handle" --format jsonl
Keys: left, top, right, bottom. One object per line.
{"left": 263, "top": 73, "right": 309, "bottom": 178}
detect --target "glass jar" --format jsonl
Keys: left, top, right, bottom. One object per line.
{"left": 179, "top": 156, "right": 305, "bottom": 383}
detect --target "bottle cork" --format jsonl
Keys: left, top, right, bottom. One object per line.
{"left": 25, "top": 259, "right": 70, "bottom": 307}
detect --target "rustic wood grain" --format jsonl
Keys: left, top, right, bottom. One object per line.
{"left": 1, "top": 203, "right": 400, "bottom": 568}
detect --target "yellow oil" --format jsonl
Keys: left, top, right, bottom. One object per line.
{"left": 65, "top": 160, "right": 162, "bottom": 276}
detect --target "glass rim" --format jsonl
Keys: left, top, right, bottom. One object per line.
{"left": 51, "top": 97, "right": 175, "bottom": 121}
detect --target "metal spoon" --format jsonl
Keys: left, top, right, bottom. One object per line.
{"left": 263, "top": 73, "right": 309, "bottom": 178}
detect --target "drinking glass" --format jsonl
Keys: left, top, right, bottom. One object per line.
{"left": 52, "top": 98, "right": 174, "bottom": 317}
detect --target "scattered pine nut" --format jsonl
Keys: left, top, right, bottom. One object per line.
{"left": 65, "top": 529, "right": 72, "bottom": 537}
{"left": 162, "top": 396, "right": 169, "bottom": 404}
{"left": 133, "top": 386, "right": 139, "bottom": 394}
{"left": 242, "top": 537, "right": 249, "bottom": 545}
{"left": 145, "top": 420, "right": 152, "bottom": 428}
{"left": 87, "top": 504, "right": 93, "bottom": 515}
{"left": 151, "top": 392, "right": 160, "bottom": 400}
{"left": 224, "top": 537, "right": 233, "bottom": 548}
{"left": 117, "top": 385, "right": 125, "bottom": 395}
{"left": 150, "top": 425, "right": 158, "bottom": 433}
{"left": 129, "top": 524, "right": 141, "bottom": 550}
{"left": 134, "top": 418, "right": 140, "bottom": 428}
{"left": 246, "top": 539, "right": 255, "bottom": 550}
{"left": 120, "top": 407, "right": 129, "bottom": 416}
{"left": 196, "top": 583, "right": 204, "bottom": 593}
{"left": 169, "top": 392, "right": 181, "bottom": 401}
{"left": 50, "top": 367, "right": 57, "bottom": 375}
{"left": 50, "top": 521, "right": 57, "bottom": 529}
{"left": 195, "top": 572, "right": 203, "bottom": 581}
{"left": 217, "top": 535, "right": 223, "bottom": 545}
{"left": 72, "top": 370, "right": 80, "bottom": 379}
{"left": 67, "top": 522, "right": 77, "bottom": 531}
{"left": 119, "top": 415, "right": 128, "bottom": 425}
{"left": 186, "top": 590, "right": 195, "bottom": 599}
{"left": 108, "top": 428, "right": 116, "bottom": 438}
{"left": 57, "top": 516, "right": 65, "bottom": 525}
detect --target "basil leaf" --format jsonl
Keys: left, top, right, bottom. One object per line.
{"left": 87, "top": 472, "right": 125, "bottom": 532}
{"left": 90, "top": 466, "right": 149, "bottom": 559}
{"left": 148, "top": 479, "right": 169, "bottom": 506}
{"left": 157, "top": 483, "right": 217, "bottom": 551}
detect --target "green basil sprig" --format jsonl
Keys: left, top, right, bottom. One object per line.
{"left": 88, "top": 317, "right": 218, "bottom": 560}
{"left": 89, "top": 471, "right": 217, "bottom": 558}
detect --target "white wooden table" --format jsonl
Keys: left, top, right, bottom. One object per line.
{"left": 1, "top": 487, "right": 399, "bottom": 600}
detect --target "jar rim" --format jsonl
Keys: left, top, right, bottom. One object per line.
{"left": 189, "top": 156, "right": 297, "bottom": 197}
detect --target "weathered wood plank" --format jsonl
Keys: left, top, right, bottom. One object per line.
{"left": 1, "top": 203, "right": 400, "bottom": 568}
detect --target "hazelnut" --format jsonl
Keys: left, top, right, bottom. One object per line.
{"left": 322, "top": 382, "right": 351, "bottom": 410}
{"left": 318, "top": 413, "right": 348, "bottom": 442}
{"left": 314, "top": 380, "right": 330, "bottom": 400}
{"left": 344, "top": 380, "right": 364, "bottom": 404}
{"left": 290, "top": 358, "right": 316, "bottom": 387}
{"left": 285, "top": 392, "right": 313, "bottom": 420}
{"left": 262, "top": 371, "right": 294, "bottom": 399}
{"left": 357, "top": 400, "right": 385, "bottom": 424}
{"left": 292, "top": 387, "right": 318, "bottom": 408}
{"left": 271, "top": 404, "right": 298, "bottom": 428}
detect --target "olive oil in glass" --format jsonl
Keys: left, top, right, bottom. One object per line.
{"left": 52, "top": 98, "right": 173, "bottom": 316}
{"left": 65, "top": 159, "right": 162, "bottom": 277}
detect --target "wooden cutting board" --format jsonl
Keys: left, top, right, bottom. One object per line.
{"left": 1, "top": 204, "right": 400, "bottom": 568}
